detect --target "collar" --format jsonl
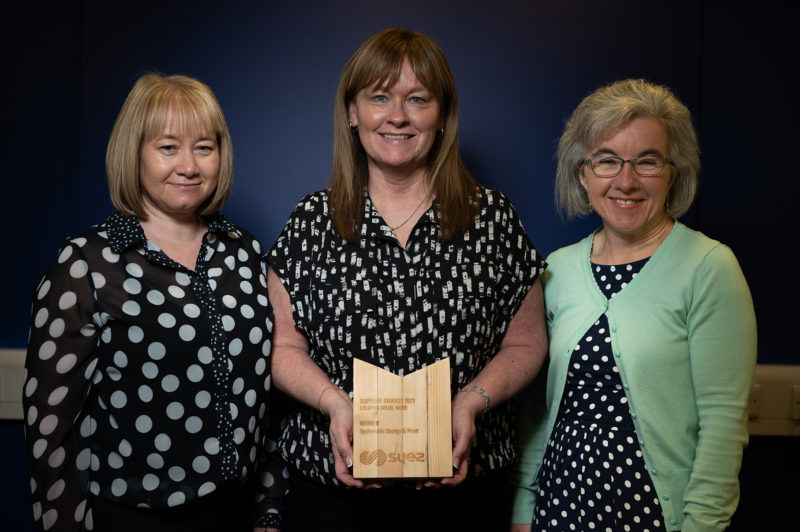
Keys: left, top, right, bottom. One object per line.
{"left": 361, "top": 195, "right": 438, "bottom": 242}
{"left": 106, "top": 211, "right": 239, "bottom": 253}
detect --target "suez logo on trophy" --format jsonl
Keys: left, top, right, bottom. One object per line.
{"left": 352, "top": 358, "right": 452, "bottom": 479}
{"left": 358, "top": 449, "right": 426, "bottom": 466}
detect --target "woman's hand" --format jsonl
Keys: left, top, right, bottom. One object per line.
{"left": 439, "top": 389, "right": 484, "bottom": 486}
{"left": 510, "top": 525, "right": 531, "bottom": 532}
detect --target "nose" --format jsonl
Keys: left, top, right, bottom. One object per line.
{"left": 176, "top": 149, "right": 199, "bottom": 177}
{"left": 613, "top": 161, "right": 639, "bottom": 191}
{"left": 387, "top": 98, "right": 410, "bottom": 126}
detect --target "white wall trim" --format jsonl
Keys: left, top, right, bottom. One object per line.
{"left": 0, "top": 349, "right": 25, "bottom": 420}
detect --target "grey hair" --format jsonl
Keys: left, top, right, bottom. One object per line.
{"left": 555, "top": 78, "right": 700, "bottom": 218}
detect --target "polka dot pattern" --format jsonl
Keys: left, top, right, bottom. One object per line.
{"left": 23, "top": 212, "right": 285, "bottom": 530}
{"left": 268, "top": 187, "right": 545, "bottom": 486}
{"left": 533, "top": 258, "right": 665, "bottom": 531}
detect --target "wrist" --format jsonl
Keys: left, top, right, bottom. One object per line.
{"left": 457, "top": 384, "right": 490, "bottom": 415}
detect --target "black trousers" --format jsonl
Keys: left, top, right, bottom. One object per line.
{"left": 89, "top": 481, "right": 253, "bottom": 532}
{"left": 291, "top": 468, "right": 512, "bottom": 532}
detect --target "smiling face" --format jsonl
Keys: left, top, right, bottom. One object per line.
{"left": 139, "top": 110, "right": 220, "bottom": 222}
{"left": 580, "top": 116, "right": 674, "bottom": 242}
{"left": 348, "top": 60, "right": 442, "bottom": 180}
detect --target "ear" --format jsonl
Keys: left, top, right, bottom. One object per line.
{"left": 348, "top": 101, "right": 357, "bottom": 127}
{"left": 578, "top": 166, "right": 588, "bottom": 191}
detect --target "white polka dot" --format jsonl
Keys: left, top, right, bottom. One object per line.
{"left": 232, "top": 377, "right": 244, "bottom": 394}
{"left": 166, "top": 402, "right": 184, "bottom": 420}
{"left": 128, "top": 325, "right": 144, "bottom": 343}
{"left": 142, "top": 473, "right": 160, "bottom": 491}
{"left": 122, "top": 300, "right": 141, "bottom": 316}
{"left": 138, "top": 384, "right": 153, "bottom": 402}
{"left": 155, "top": 433, "right": 171, "bottom": 452}
{"left": 240, "top": 280, "right": 253, "bottom": 294}
{"left": 197, "top": 346, "right": 213, "bottom": 364}
{"left": 40, "top": 415, "right": 58, "bottom": 435}
{"left": 108, "top": 451, "right": 123, "bottom": 469}
{"left": 238, "top": 266, "right": 253, "bottom": 279}
{"left": 69, "top": 260, "right": 89, "bottom": 278}
{"left": 179, "top": 324, "right": 196, "bottom": 341}
{"left": 197, "top": 482, "right": 216, "bottom": 497}
{"left": 192, "top": 455, "right": 210, "bottom": 473}
{"left": 167, "top": 491, "right": 186, "bottom": 507}
{"left": 187, "top": 365, "right": 203, "bottom": 382}
{"left": 101, "top": 247, "right": 119, "bottom": 263}
{"left": 255, "top": 357, "right": 267, "bottom": 376}
{"left": 39, "top": 341, "right": 56, "bottom": 360}
{"left": 110, "top": 390, "right": 127, "bottom": 408}
{"left": 48, "top": 446, "right": 66, "bottom": 468}
{"left": 183, "top": 303, "right": 201, "bottom": 318}
{"left": 141, "top": 362, "right": 159, "bottom": 379}
{"left": 158, "top": 313, "right": 176, "bottom": 328}
{"left": 125, "top": 263, "right": 144, "bottom": 278}
{"left": 229, "top": 338, "right": 243, "bottom": 356}
{"left": 168, "top": 285, "right": 186, "bottom": 299}
{"left": 135, "top": 415, "right": 152, "bottom": 433}
{"left": 32, "top": 439, "right": 47, "bottom": 459}
{"left": 204, "top": 437, "right": 220, "bottom": 455}
{"left": 76, "top": 448, "right": 91, "bottom": 470}
{"left": 175, "top": 272, "right": 191, "bottom": 286}
{"left": 161, "top": 375, "right": 179, "bottom": 392}
{"left": 123, "top": 278, "right": 142, "bottom": 294}
{"left": 119, "top": 439, "right": 132, "bottom": 457}
{"left": 168, "top": 466, "right": 186, "bottom": 481}
{"left": 222, "top": 315, "right": 235, "bottom": 331}
{"left": 195, "top": 391, "right": 211, "bottom": 409}
{"left": 47, "top": 387, "right": 68, "bottom": 406}
{"left": 42, "top": 509, "right": 58, "bottom": 529}
{"left": 147, "top": 453, "right": 164, "bottom": 469}
{"left": 147, "top": 290, "right": 165, "bottom": 305}
{"left": 185, "top": 416, "right": 203, "bottom": 433}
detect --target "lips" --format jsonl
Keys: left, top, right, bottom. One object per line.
{"left": 381, "top": 133, "right": 413, "bottom": 140}
{"left": 610, "top": 198, "right": 643, "bottom": 206}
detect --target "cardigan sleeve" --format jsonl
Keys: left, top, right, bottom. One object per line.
{"left": 681, "top": 244, "right": 756, "bottom": 531}
{"left": 510, "top": 363, "right": 551, "bottom": 524}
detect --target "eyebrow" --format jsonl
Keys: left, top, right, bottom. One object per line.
{"left": 589, "top": 148, "right": 664, "bottom": 157}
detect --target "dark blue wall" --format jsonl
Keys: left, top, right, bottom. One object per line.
{"left": 4, "top": 1, "right": 797, "bottom": 530}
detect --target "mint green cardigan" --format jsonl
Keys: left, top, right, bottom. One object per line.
{"left": 511, "top": 222, "right": 757, "bottom": 531}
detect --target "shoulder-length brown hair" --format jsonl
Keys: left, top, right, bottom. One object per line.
{"left": 106, "top": 73, "right": 234, "bottom": 219}
{"left": 329, "top": 28, "right": 477, "bottom": 243}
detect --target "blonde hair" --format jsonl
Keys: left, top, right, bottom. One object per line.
{"left": 106, "top": 73, "right": 234, "bottom": 218}
{"left": 556, "top": 78, "right": 700, "bottom": 218}
{"left": 329, "top": 28, "right": 476, "bottom": 243}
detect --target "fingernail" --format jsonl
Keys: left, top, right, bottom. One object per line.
{"left": 452, "top": 460, "right": 459, "bottom": 469}
{"left": 346, "top": 457, "right": 353, "bottom": 468}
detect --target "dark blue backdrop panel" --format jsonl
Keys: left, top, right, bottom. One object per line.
{"left": 4, "top": 2, "right": 798, "bottom": 531}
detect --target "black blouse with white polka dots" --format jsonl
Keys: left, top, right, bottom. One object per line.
{"left": 533, "top": 258, "right": 667, "bottom": 532}
{"left": 23, "top": 212, "right": 285, "bottom": 530}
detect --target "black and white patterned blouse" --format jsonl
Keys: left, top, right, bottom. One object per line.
{"left": 23, "top": 211, "right": 286, "bottom": 531}
{"left": 267, "top": 186, "right": 545, "bottom": 485}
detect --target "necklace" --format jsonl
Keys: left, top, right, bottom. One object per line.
{"left": 387, "top": 192, "right": 431, "bottom": 232}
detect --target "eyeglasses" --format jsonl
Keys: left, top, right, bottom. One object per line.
{"left": 582, "top": 155, "right": 674, "bottom": 177}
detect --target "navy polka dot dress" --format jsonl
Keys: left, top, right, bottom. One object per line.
{"left": 533, "top": 258, "right": 666, "bottom": 532}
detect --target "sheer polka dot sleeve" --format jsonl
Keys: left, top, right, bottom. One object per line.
{"left": 24, "top": 238, "right": 103, "bottom": 531}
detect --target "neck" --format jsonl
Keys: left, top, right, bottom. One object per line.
{"left": 591, "top": 217, "right": 674, "bottom": 265}
{"left": 139, "top": 208, "right": 208, "bottom": 270}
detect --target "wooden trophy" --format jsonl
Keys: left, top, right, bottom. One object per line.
{"left": 352, "top": 357, "right": 452, "bottom": 479}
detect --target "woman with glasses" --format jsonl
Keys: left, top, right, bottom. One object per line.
{"left": 511, "top": 79, "right": 756, "bottom": 532}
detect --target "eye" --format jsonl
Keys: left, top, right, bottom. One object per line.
{"left": 196, "top": 144, "right": 216, "bottom": 154}
{"left": 369, "top": 93, "right": 388, "bottom": 103}
{"left": 595, "top": 157, "right": 619, "bottom": 168}
{"left": 158, "top": 144, "right": 177, "bottom": 154}
{"left": 636, "top": 156, "right": 660, "bottom": 168}
{"left": 409, "top": 96, "right": 429, "bottom": 104}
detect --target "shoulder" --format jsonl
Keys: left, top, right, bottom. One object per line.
{"left": 476, "top": 185, "right": 514, "bottom": 212}
{"left": 664, "top": 222, "right": 740, "bottom": 270}
{"left": 546, "top": 233, "right": 592, "bottom": 268}
{"left": 209, "top": 213, "right": 266, "bottom": 256}
{"left": 290, "top": 189, "right": 330, "bottom": 216}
